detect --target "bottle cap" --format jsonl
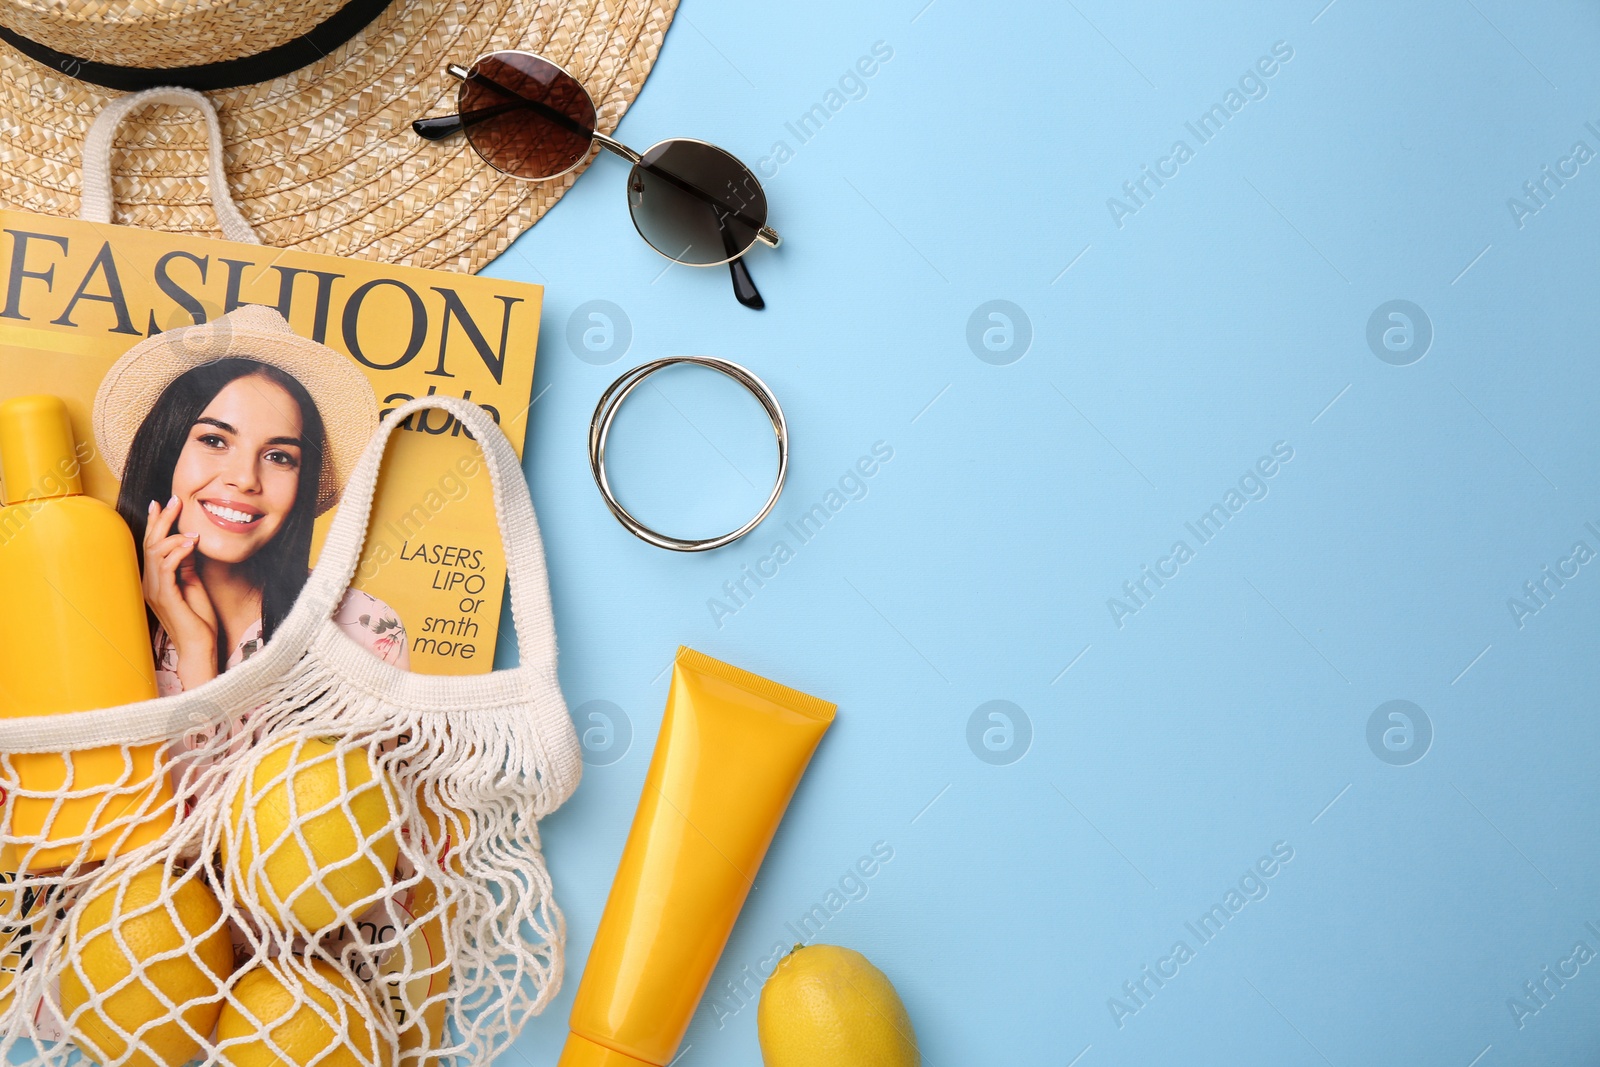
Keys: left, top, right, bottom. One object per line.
{"left": 0, "top": 395, "right": 84, "bottom": 505}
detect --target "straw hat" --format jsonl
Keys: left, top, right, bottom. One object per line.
{"left": 93, "top": 304, "right": 379, "bottom": 514}
{"left": 0, "top": 0, "right": 678, "bottom": 273}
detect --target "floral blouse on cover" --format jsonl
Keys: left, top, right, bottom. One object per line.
{"left": 154, "top": 587, "right": 409, "bottom": 696}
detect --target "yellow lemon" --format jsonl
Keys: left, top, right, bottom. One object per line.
{"left": 217, "top": 958, "right": 393, "bottom": 1067}
{"left": 59, "top": 864, "right": 233, "bottom": 1067}
{"left": 225, "top": 737, "right": 399, "bottom": 934}
{"left": 757, "top": 944, "right": 919, "bottom": 1067}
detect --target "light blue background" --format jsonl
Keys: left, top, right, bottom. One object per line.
{"left": 482, "top": 1, "right": 1600, "bottom": 1064}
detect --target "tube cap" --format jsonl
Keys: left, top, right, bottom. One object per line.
{"left": 557, "top": 1032, "right": 658, "bottom": 1067}
{"left": 0, "top": 395, "right": 83, "bottom": 505}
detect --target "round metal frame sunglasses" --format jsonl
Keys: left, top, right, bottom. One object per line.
{"left": 414, "top": 50, "right": 780, "bottom": 310}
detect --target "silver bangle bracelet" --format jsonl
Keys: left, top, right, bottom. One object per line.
{"left": 587, "top": 356, "right": 789, "bottom": 552}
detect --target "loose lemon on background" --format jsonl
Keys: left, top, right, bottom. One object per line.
{"left": 217, "top": 958, "right": 393, "bottom": 1067}
{"left": 59, "top": 864, "right": 233, "bottom": 1067}
{"left": 224, "top": 737, "right": 399, "bottom": 934}
{"left": 757, "top": 944, "right": 919, "bottom": 1067}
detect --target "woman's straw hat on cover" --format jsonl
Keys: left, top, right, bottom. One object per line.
{"left": 0, "top": 0, "right": 677, "bottom": 272}
{"left": 94, "top": 304, "right": 379, "bottom": 514}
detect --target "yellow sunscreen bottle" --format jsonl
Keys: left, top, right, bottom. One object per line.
{"left": 0, "top": 395, "right": 174, "bottom": 870}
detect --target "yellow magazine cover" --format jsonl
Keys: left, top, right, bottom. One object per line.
{"left": 0, "top": 211, "right": 541, "bottom": 680}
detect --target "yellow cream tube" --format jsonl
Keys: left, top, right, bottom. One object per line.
{"left": 558, "top": 647, "right": 836, "bottom": 1067}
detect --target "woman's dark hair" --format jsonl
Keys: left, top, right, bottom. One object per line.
{"left": 115, "top": 358, "right": 326, "bottom": 667}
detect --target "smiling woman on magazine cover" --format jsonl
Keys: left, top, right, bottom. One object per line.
{"left": 93, "top": 305, "right": 409, "bottom": 695}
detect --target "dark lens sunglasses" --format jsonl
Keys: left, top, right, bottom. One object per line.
{"left": 414, "top": 50, "right": 780, "bottom": 310}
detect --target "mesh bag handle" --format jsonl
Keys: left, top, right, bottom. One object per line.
{"left": 79, "top": 87, "right": 260, "bottom": 245}
{"left": 301, "top": 393, "right": 560, "bottom": 682}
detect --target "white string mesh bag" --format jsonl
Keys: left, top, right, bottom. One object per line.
{"left": 0, "top": 394, "right": 582, "bottom": 1067}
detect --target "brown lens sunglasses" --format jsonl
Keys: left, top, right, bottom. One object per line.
{"left": 415, "top": 50, "right": 780, "bottom": 310}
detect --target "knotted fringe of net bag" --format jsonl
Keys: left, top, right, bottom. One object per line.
{"left": 0, "top": 394, "right": 581, "bottom": 1067}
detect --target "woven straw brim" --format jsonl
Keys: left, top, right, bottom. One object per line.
{"left": 0, "top": 0, "right": 677, "bottom": 273}
{"left": 93, "top": 304, "right": 381, "bottom": 514}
